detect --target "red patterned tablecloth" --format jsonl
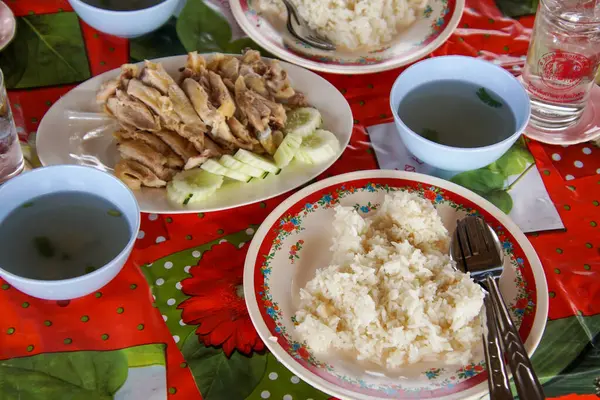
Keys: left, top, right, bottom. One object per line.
{"left": 1, "top": 1, "right": 599, "bottom": 399}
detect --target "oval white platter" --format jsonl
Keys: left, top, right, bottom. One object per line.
{"left": 37, "top": 54, "right": 353, "bottom": 214}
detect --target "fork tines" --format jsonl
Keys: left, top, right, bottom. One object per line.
{"left": 456, "top": 216, "right": 503, "bottom": 279}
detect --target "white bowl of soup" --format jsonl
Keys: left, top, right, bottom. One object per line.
{"left": 68, "top": 0, "right": 181, "bottom": 38}
{"left": 390, "top": 56, "right": 531, "bottom": 172}
{"left": 0, "top": 165, "right": 140, "bottom": 300}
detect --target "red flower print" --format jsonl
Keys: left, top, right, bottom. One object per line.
{"left": 424, "top": 190, "right": 437, "bottom": 201}
{"left": 299, "top": 239, "right": 305, "bottom": 244}
{"left": 474, "top": 364, "right": 484, "bottom": 372}
{"left": 282, "top": 221, "right": 295, "bottom": 232}
{"left": 178, "top": 242, "right": 265, "bottom": 357}
{"left": 332, "top": 191, "right": 339, "bottom": 199}
{"left": 515, "top": 298, "right": 528, "bottom": 309}
{"left": 297, "top": 347, "right": 310, "bottom": 359}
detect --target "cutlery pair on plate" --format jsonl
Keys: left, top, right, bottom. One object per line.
{"left": 451, "top": 216, "right": 545, "bottom": 400}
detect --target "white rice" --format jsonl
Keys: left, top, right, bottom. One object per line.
{"left": 294, "top": 192, "right": 484, "bottom": 368}
{"left": 255, "top": 0, "right": 429, "bottom": 50}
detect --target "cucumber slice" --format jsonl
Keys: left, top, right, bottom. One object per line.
{"left": 273, "top": 133, "right": 302, "bottom": 168}
{"left": 167, "top": 169, "right": 224, "bottom": 205}
{"left": 234, "top": 149, "right": 280, "bottom": 174}
{"left": 200, "top": 159, "right": 252, "bottom": 182}
{"left": 285, "top": 107, "right": 322, "bottom": 137}
{"left": 294, "top": 129, "right": 339, "bottom": 164}
{"left": 219, "top": 155, "right": 267, "bottom": 178}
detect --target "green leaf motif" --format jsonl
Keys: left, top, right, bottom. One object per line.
{"left": 0, "top": 13, "right": 91, "bottom": 89}
{"left": 489, "top": 141, "right": 534, "bottom": 177}
{"left": 450, "top": 169, "right": 506, "bottom": 194}
{"left": 484, "top": 190, "right": 513, "bottom": 214}
{"left": 0, "top": 349, "right": 129, "bottom": 400}
{"left": 511, "top": 315, "right": 600, "bottom": 397}
{"left": 176, "top": 0, "right": 264, "bottom": 54}
{"left": 476, "top": 87, "right": 503, "bottom": 108}
{"left": 495, "top": 0, "right": 539, "bottom": 18}
{"left": 129, "top": 18, "right": 188, "bottom": 62}
{"left": 121, "top": 344, "right": 167, "bottom": 368}
{"left": 182, "top": 332, "right": 267, "bottom": 400}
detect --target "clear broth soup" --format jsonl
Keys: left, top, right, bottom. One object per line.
{"left": 398, "top": 80, "right": 517, "bottom": 148}
{"left": 0, "top": 192, "right": 130, "bottom": 280}
{"left": 81, "top": 0, "right": 164, "bottom": 11}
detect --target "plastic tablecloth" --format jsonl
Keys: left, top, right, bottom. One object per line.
{"left": 1, "top": 1, "right": 600, "bottom": 399}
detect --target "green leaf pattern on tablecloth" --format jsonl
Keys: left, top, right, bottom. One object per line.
{"left": 182, "top": 331, "right": 267, "bottom": 400}
{"left": 0, "top": 13, "right": 90, "bottom": 89}
{"left": 129, "top": 18, "right": 188, "bottom": 63}
{"left": 450, "top": 138, "right": 535, "bottom": 214}
{"left": 176, "top": 0, "right": 264, "bottom": 54}
{"left": 142, "top": 226, "right": 328, "bottom": 399}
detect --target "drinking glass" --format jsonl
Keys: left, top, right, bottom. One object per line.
{"left": 522, "top": 0, "right": 600, "bottom": 131}
{"left": 0, "top": 68, "right": 24, "bottom": 183}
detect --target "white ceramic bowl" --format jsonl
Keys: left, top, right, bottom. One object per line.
{"left": 0, "top": 0, "right": 16, "bottom": 51}
{"left": 230, "top": 0, "right": 464, "bottom": 74}
{"left": 390, "top": 56, "right": 531, "bottom": 171}
{"left": 0, "top": 165, "right": 140, "bottom": 300}
{"left": 68, "top": 0, "right": 180, "bottom": 38}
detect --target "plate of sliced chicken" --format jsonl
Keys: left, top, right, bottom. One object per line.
{"left": 36, "top": 50, "right": 353, "bottom": 213}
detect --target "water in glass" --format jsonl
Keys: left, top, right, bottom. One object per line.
{"left": 0, "top": 69, "right": 24, "bottom": 183}
{"left": 522, "top": 0, "right": 600, "bottom": 131}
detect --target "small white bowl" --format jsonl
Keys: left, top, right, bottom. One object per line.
{"left": 0, "top": 165, "right": 140, "bottom": 300}
{"left": 68, "top": 0, "right": 180, "bottom": 38}
{"left": 390, "top": 56, "right": 531, "bottom": 171}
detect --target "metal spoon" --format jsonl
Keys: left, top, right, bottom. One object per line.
{"left": 451, "top": 216, "right": 545, "bottom": 400}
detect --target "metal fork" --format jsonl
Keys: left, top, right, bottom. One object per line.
{"left": 281, "top": 0, "right": 336, "bottom": 51}
{"left": 452, "top": 216, "right": 545, "bottom": 400}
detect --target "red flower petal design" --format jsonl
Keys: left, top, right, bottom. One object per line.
{"left": 178, "top": 242, "right": 264, "bottom": 357}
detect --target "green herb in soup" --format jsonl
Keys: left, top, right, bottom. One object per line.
{"left": 0, "top": 192, "right": 130, "bottom": 281}
{"left": 398, "top": 80, "right": 516, "bottom": 148}
{"left": 81, "top": 0, "right": 164, "bottom": 11}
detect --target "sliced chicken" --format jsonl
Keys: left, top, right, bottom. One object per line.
{"left": 240, "top": 49, "right": 268, "bottom": 75}
{"left": 117, "top": 139, "right": 175, "bottom": 181}
{"left": 115, "top": 159, "right": 167, "bottom": 190}
{"left": 206, "top": 53, "right": 225, "bottom": 72}
{"left": 96, "top": 79, "right": 120, "bottom": 104}
{"left": 187, "top": 51, "right": 207, "bottom": 74}
{"left": 113, "top": 129, "right": 183, "bottom": 169}
{"left": 219, "top": 56, "right": 240, "bottom": 81}
{"left": 234, "top": 76, "right": 275, "bottom": 154}
{"left": 208, "top": 71, "right": 235, "bottom": 118}
{"left": 140, "top": 60, "right": 172, "bottom": 94}
{"left": 227, "top": 116, "right": 257, "bottom": 144}
{"left": 127, "top": 79, "right": 163, "bottom": 115}
{"left": 265, "top": 60, "right": 295, "bottom": 100}
{"left": 273, "top": 130, "right": 284, "bottom": 149}
{"left": 183, "top": 136, "right": 228, "bottom": 170}
{"left": 285, "top": 92, "right": 309, "bottom": 108}
{"left": 105, "top": 91, "right": 161, "bottom": 132}
{"left": 239, "top": 64, "right": 269, "bottom": 97}
{"left": 153, "top": 129, "right": 200, "bottom": 162}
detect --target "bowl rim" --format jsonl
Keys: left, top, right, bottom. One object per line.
{"left": 0, "top": 165, "right": 141, "bottom": 285}
{"left": 68, "top": 0, "right": 179, "bottom": 15}
{"left": 389, "top": 55, "right": 532, "bottom": 153}
{"left": 244, "top": 169, "right": 548, "bottom": 400}
{"left": 229, "top": 0, "right": 466, "bottom": 75}
{"left": 0, "top": 0, "right": 16, "bottom": 52}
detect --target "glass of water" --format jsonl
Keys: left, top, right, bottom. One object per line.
{"left": 0, "top": 68, "right": 24, "bottom": 183}
{"left": 522, "top": 0, "right": 600, "bottom": 131}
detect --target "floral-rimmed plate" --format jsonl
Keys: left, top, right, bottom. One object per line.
{"left": 244, "top": 170, "right": 548, "bottom": 400}
{"left": 230, "top": 0, "right": 465, "bottom": 75}
{"left": 0, "top": 1, "right": 16, "bottom": 52}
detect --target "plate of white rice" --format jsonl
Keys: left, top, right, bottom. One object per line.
{"left": 244, "top": 170, "right": 548, "bottom": 400}
{"left": 230, "top": 0, "right": 465, "bottom": 74}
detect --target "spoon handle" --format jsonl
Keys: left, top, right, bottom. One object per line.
{"left": 482, "top": 293, "right": 513, "bottom": 399}
{"left": 486, "top": 275, "right": 546, "bottom": 400}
